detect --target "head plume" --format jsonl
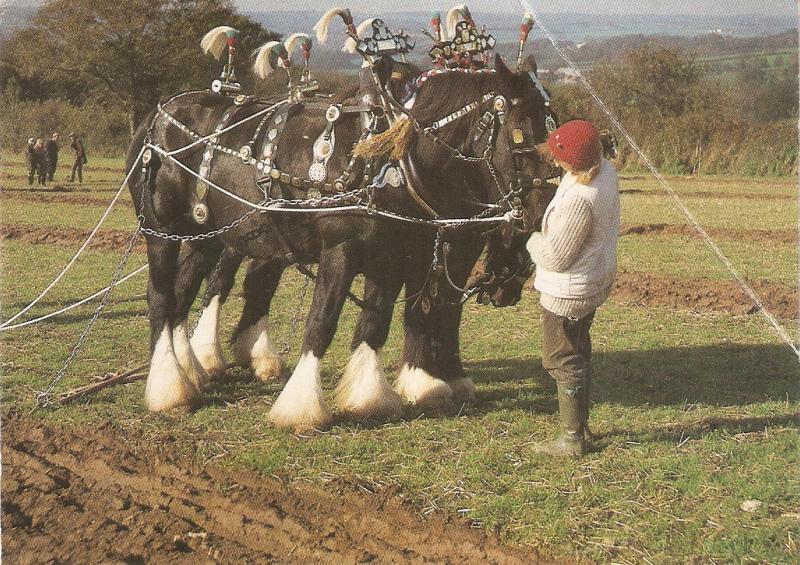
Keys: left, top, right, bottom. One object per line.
{"left": 313, "top": 7, "right": 355, "bottom": 44}
{"left": 343, "top": 18, "right": 377, "bottom": 53}
{"left": 201, "top": 26, "right": 239, "bottom": 60}
{"left": 446, "top": 4, "right": 473, "bottom": 39}
{"left": 252, "top": 41, "right": 289, "bottom": 79}
{"left": 285, "top": 32, "right": 312, "bottom": 58}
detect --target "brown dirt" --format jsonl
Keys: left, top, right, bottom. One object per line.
{"left": 0, "top": 189, "right": 133, "bottom": 208}
{"left": 621, "top": 223, "right": 797, "bottom": 245}
{"left": 613, "top": 271, "right": 797, "bottom": 319}
{"left": 619, "top": 188, "right": 793, "bottom": 200}
{"left": 2, "top": 416, "right": 563, "bottom": 565}
{"left": 0, "top": 224, "right": 145, "bottom": 253}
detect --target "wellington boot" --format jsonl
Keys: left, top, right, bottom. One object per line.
{"left": 533, "top": 382, "right": 588, "bottom": 457}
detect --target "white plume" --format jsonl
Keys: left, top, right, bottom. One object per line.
{"left": 446, "top": 5, "right": 469, "bottom": 40}
{"left": 252, "top": 41, "right": 282, "bottom": 80}
{"left": 201, "top": 26, "right": 236, "bottom": 60}
{"left": 343, "top": 18, "right": 376, "bottom": 53}
{"left": 313, "top": 7, "right": 348, "bottom": 44}
{"left": 285, "top": 32, "right": 310, "bottom": 59}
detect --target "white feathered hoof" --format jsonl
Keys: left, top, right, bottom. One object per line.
{"left": 172, "top": 323, "right": 210, "bottom": 391}
{"left": 335, "top": 343, "right": 404, "bottom": 422}
{"left": 395, "top": 364, "right": 455, "bottom": 411}
{"left": 268, "top": 352, "right": 333, "bottom": 432}
{"left": 448, "top": 377, "right": 476, "bottom": 404}
{"left": 232, "top": 317, "right": 284, "bottom": 381}
{"left": 145, "top": 326, "right": 201, "bottom": 413}
{"left": 189, "top": 296, "right": 227, "bottom": 380}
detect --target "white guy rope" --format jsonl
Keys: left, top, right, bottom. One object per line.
{"left": 0, "top": 264, "right": 148, "bottom": 332}
{"left": 520, "top": 0, "right": 799, "bottom": 360}
{"left": 0, "top": 146, "right": 146, "bottom": 329}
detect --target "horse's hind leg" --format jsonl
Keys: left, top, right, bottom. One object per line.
{"left": 144, "top": 237, "right": 201, "bottom": 411}
{"left": 188, "top": 246, "right": 244, "bottom": 379}
{"left": 335, "top": 275, "right": 404, "bottom": 422}
{"left": 269, "top": 244, "right": 358, "bottom": 431}
{"left": 231, "top": 259, "right": 285, "bottom": 381}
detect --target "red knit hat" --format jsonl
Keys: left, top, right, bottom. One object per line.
{"left": 547, "top": 120, "right": 601, "bottom": 171}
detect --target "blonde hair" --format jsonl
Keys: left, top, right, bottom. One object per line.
{"left": 557, "top": 145, "right": 603, "bottom": 185}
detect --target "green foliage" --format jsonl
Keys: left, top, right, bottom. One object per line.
{"left": 548, "top": 45, "right": 798, "bottom": 176}
{"left": 1, "top": 0, "right": 277, "bottom": 136}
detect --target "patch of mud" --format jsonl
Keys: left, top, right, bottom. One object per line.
{"left": 2, "top": 417, "right": 563, "bottom": 564}
{"left": 0, "top": 224, "right": 145, "bottom": 253}
{"left": 613, "top": 271, "right": 797, "bottom": 319}
{"left": 621, "top": 223, "right": 796, "bottom": 245}
{"left": 619, "top": 189, "right": 793, "bottom": 200}
{"left": 0, "top": 189, "right": 133, "bottom": 208}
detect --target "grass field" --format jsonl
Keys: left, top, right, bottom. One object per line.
{"left": 1, "top": 152, "right": 799, "bottom": 563}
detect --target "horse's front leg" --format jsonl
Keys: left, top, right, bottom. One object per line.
{"left": 231, "top": 258, "right": 286, "bottom": 381}
{"left": 268, "top": 243, "right": 358, "bottom": 431}
{"left": 335, "top": 273, "right": 405, "bottom": 422}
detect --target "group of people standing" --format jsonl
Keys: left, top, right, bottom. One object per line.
{"left": 25, "top": 132, "right": 87, "bottom": 187}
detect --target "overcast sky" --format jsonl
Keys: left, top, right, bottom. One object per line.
{"left": 234, "top": 0, "right": 796, "bottom": 16}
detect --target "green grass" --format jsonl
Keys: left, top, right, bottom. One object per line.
{"left": 1, "top": 155, "right": 799, "bottom": 563}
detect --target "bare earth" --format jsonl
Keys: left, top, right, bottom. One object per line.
{"left": 2, "top": 417, "right": 567, "bottom": 564}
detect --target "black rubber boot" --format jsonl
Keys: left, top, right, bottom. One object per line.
{"left": 533, "top": 382, "right": 587, "bottom": 457}
{"left": 583, "top": 370, "right": 594, "bottom": 443}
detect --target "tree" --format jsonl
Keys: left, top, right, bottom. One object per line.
{"left": 5, "top": 0, "right": 277, "bottom": 137}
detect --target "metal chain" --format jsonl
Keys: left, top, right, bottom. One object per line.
{"left": 34, "top": 224, "right": 143, "bottom": 410}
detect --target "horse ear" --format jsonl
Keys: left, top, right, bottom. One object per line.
{"left": 373, "top": 56, "right": 395, "bottom": 88}
{"left": 495, "top": 53, "right": 514, "bottom": 80}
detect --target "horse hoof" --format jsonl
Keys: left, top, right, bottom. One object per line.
{"left": 268, "top": 352, "right": 333, "bottom": 432}
{"left": 252, "top": 355, "right": 284, "bottom": 382}
{"left": 336, "top": 343, "right": 404, "bottom": 422}
{"left": 395, "top": 364, "right": 454, "bottom": 410}
{"left": 448, "top": 377, "right": 476, "bottom": 404}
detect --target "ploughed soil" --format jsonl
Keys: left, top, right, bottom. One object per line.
{"left": 0, "top": 224, "right": 145, "bottom": 253}
{"left": 613, "top": 271, "right": 797, "bottom": 319}
{"left": 2, "top": 416, "right": 563, "bottom": 565}
{"left": 620, "top": 223, "right": 796, "bottom": 245}
{"left": 0, "top": 188, "right": 134, "bottom": 207}
{"left": 618, "top": 188, "right": 794, "bottom": 200}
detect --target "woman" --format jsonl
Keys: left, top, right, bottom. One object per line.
{"left": 526, "top": 120, "right": 620, "bottom": 456}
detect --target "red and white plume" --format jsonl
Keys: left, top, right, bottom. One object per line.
{"left": 445, "top": 4, "right": 472, "bottom": 39}
{"left": 285, "top": 32, "right": 310, "bottom": 58}
{"left": 252, "top": 41, "right": 286, "bottom": 79}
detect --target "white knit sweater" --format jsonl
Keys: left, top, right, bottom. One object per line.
{"left": 527, "top": 159, "right": 620, "bottom": 318}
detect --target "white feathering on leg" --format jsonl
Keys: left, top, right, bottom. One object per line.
{"left": 335, "top": 342, "right": 404, "bottom": 421}
{"left": 394, "top": 364, "right": 454, "bottom": 409}
{"left": 232, "top": 317, "right": 284, "bottom": 381}
{"left": 145, "top": 325, "right": 200, "bottom": 412}
{"left": 269, "top": 352, "right": 332, "bottom": 431}
{"left": 448, "top": 377, "right": 476, "bottom": 404}
{"left": 189, "top": 295, "right": 227, "bottom": 379}
{"left": 172, "top": 322, "right": 209, "bottom": 391}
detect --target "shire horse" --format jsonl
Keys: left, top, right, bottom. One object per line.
{"left": 126, "top": 54, "right": 558, "bottom": 431}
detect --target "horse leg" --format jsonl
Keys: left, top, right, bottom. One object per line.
{"left": 394, "top": 261, "right": 455, "bottom": 411}
{"left": 269, "top": 244, "right": 358, "bottom": 431}
{"left": 144, "top": 237, "right": 201, "bottom": 412}
{"left": 231, "top": 259, "right": 285, "bottom": 381}
{"left": 335, "top": 275, "right": 404, "bottom": 422}
{"left": 189, "top": 247, "right": 244, "bottom": 379}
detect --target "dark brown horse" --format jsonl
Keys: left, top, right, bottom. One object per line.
{"left": 126, "top": 55, "right": 558, "bottom": 431}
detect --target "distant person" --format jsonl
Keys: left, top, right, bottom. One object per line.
{"left": 45, "top": 132, "right": 59, "bottom": 182}
{"left": 25, "top": 138, "right": 36, "bottom": 185}
{"left": 526, "top": 120, "right": 620, "bottom": 457}
{"left": 68, "top": 132, "right": 87, "bottom": 184}
{"left": 33, "top": 138, "right": 49, "bottom": 186}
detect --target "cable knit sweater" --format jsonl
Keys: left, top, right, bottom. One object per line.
{"left": 527, "top": 160, "right": 620, "bottom": 318}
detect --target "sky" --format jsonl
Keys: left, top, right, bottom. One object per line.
{"left": 233, "top": 0, "right": 796, "bottom": 16}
